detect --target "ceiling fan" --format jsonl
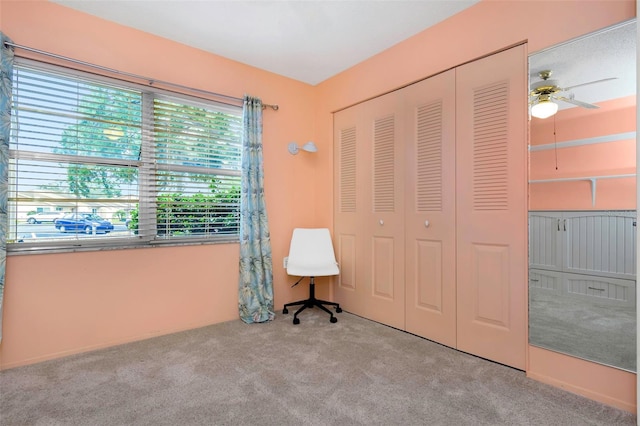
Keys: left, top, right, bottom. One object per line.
{"left": 529, "top": 70, "right": 617, "bottom": 119}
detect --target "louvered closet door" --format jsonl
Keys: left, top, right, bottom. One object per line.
{"left": 360, "top": 92, "right": 406, "bottom": 329}
{"left": 455, "top": 45, "right": 527, "bottom": 370}
{"left": 333, "top": 106, "right": 364, "bottom": 315}
{"left": 404, "top": 70, "right": 457, "bottom": 347}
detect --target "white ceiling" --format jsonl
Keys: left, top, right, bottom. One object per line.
{"left": 529, "top": 20, "right": 636, "bottom": 110}
{"left": 51, "top": 0, "right": 480, "bottom": 85}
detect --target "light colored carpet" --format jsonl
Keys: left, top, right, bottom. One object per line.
{"left": 530, "top": 287, "right": 636, "bottom": 372}
{"left": 0, "top": 309, "right": 636, "bottom": 425}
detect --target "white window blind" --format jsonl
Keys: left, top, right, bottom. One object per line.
{"left": 148, "top": 96, "right": 242, "bottom": 239}
{"left": 8, "top": 60, "right": 242, "bottom": 252}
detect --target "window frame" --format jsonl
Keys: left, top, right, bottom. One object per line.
{"left": 8, "top": 58, "right": 243, "bottom": 255}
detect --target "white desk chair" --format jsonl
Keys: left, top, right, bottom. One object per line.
{"left": 283, "top": 228, "right": 342, "bottom": 324}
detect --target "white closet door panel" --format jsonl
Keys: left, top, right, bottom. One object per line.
{"left": 529, "top": 268, "right": 563, "bottom": 294}
{"left": 529, "top": 212, "right": 564, "bottom": 271}
{"left": 564, "top": 211, "right": 637, "bottom": 279}
{"left": 564, "top": 272, "right": 636, "bottom": 307}
{"left": 456, "top": 45, "right": 528, "bottom": 370}
{"left": 404, "top": 70, "right": 457, "bottom": 347}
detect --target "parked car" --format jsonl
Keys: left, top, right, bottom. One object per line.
{"left": 54, "top": 213, "right": 114, "bottom": 234}
{"left": 26, "top": 211, "right": 64, "bottom": 224}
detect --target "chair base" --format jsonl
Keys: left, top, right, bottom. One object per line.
{"left": 283, "top": 277, "right": 342, "bottom": 324}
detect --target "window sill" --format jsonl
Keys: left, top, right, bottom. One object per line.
{"left": 7, "top": 236, "right": 240, "bottom": 256}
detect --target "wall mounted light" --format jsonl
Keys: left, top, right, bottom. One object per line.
{"left": 288, "top": 141, "right": 317, "bottom": 155}
{"left": 531, "top": 95, "right": 559, "bottom": 119}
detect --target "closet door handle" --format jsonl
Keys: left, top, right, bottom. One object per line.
{"left": 424, "top": 220, "right": 430, "bottom": 228}
{"left": 379, "top": 219, "right": 384, "bottom": 226}
{"left": 557, "top": 219, "right": 561, "bottom": 231}
{"left": 563, "top": 219, "right": 567, "bottom": 231}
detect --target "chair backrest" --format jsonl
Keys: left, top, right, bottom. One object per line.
{"left": 286, "top": 228, "right": 339, "bottom": 277}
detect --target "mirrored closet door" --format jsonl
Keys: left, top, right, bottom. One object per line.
{"left": 528, "top": 20, "right": 637, "bottom": 372}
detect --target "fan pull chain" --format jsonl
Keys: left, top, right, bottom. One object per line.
{"left": 553, "top": 114, "right": 558, "bottom": 170}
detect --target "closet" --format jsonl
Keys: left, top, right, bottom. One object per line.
{"left": 333, "top": 45, "right": 527, "bottom": 369}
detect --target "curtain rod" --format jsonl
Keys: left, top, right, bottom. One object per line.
{"left": 4, "top": 41, "right": 279, "bottom": 111}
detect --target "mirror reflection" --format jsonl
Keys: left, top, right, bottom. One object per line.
{"left": 528, "top": 20, "right": 637, "bottom": 372}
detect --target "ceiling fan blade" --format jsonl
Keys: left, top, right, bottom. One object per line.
{"left": 556, "top": 96, "right": 599, "bottom": 109}
{"left": 561, "top": 77, "right": 617, "bottom": 91}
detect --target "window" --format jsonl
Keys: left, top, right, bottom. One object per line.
{"left": 8, "top": 60, "right": 242, "bottom": 252}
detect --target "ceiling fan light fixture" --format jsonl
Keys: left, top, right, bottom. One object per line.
{"left": 531, "top": 99, "right": 558, "bottom": 119}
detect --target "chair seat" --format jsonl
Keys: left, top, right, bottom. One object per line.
{"left": 287, "top": 261, "right": 339, "bottom": 277}
{"left": 283, "top": 228, "right": 342, "bottom": 324}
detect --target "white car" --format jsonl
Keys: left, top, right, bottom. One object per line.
{"left": 26, "top": 212, "right": 64, "bottom": 224}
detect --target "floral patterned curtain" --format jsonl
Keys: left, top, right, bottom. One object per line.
{"left": 238, "top": 96, "right": 275, "bottom": 323}
{"left": 0, "top": 33, "right": 14, "bottom": 342}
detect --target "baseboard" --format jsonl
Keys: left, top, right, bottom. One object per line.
{"left": 527, "top": 370, "right": 636, "bottom": 414}
{"left": 527, "top": 346, "right": 636, "bottom": 414}
{"left": 0, "top": 318, "right": 232, "bottom": 371}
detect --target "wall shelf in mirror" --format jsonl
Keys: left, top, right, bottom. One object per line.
{"left": 529, "top": 131, "right": 636, "bottom": 152}
{"left": 529, "top": 174, "right": 636, "bottom": 206}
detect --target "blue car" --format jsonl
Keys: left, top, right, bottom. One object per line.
{"left": 55, "top": 213, "right": 114, "bottom": 234}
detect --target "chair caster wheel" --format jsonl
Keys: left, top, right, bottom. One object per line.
{"left": 293, "top": 317, "right": 300, "bottom": 325}
{"left": 336, "top": 307, "right": 342, "bottom": 313}
{"left": 330, "top": 317, "right": 337, "bottom": 323}
{"left": 283, "top": 308, "right": 288, "bottom": 314}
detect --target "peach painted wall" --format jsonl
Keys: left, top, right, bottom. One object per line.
{"left": 0, "top": 0, "right": 320, "bottom": 369}
{"left": 530, "top": 96, "right": 637, "bottom": 210}
{"left": 3, "top": 245, "right": 240, "bottom": 368}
